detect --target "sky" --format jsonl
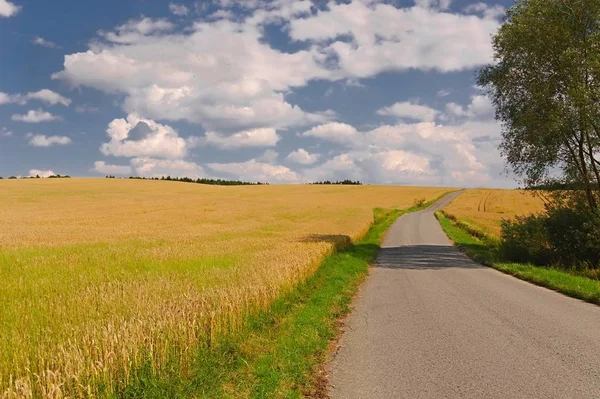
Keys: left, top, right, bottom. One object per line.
{"left": 0, "top": 0, "right": 515, "bottom": 186}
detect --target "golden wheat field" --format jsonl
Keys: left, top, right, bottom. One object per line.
{"left": 443, "top": 189, "right": 546, "bottom": 237}
{"left": 0, "top": 178, "right": 448, "bottom": 397}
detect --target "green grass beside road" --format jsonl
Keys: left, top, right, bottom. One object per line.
{"left": 118, "top": 206, "right": 408, "bottom": 398}
{"left": 436, "top": 211, "right": 600, "bottom": 306}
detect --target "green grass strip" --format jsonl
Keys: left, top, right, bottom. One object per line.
{"left": 115, "top": 206, "right": 410, "bottom": 398}
{"left": 436, "top": 211, "right": 600, "bottom": 306}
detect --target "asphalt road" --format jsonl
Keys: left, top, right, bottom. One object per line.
{"left": 327, "top": 192, "right": 600, "bottom": 398}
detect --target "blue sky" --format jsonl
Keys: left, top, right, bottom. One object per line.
{"left": 0, "top": 0, "right": 515, "bottom": 186}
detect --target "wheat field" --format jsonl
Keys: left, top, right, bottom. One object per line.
{"left": 0, "top": 179, "right": 448, "bottom": 398}
{"left": 443, "top": 189, "right": 546, "bottom": 237}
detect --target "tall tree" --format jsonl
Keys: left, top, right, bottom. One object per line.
{"left": 478, "top": 0, "right": 600, "bottom": 210}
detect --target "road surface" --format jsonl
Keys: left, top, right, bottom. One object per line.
{"left": 327, "top": 191, "right": 600, "bottom": 398}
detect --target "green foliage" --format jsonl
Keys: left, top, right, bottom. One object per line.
{"left": 500, "top": 214, "right": 551, "bottom": 265}
{"left": 437, "top": 212, "right": 600, "bottom": 305}
{"left": 478, "top": 0, "right": 600, "bottom": 210}
{"left": 121, "top": 175, "right": 267, "bottom": 185}
{"left": 311, "top": 180, "right": 362, "bottom": 185}
{"left": 499, "top": 197, "right": 600, "bottom": 269}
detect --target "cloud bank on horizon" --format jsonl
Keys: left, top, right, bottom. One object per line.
{"left": 0, "top": 0, "right": 512, "bottom": 186}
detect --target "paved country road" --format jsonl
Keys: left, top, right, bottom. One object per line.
{"left": 327, "top": 192, "right": 600, "bottom": 398}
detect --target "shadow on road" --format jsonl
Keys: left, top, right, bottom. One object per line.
{"left": 377, "top": 245, "right": 484, "bottom": 270}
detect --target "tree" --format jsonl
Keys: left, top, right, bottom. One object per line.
{"left": 478, "top": 0, "right": 600, "bottom": 211}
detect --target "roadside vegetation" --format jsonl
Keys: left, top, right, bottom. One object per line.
{"left": 0, "top": 178, "right": 448, "bottom": 397}
{"left": 118, "top": 206, "right": 409, "bottom": 398}
{"left": 472, "top": 0, "right": 600, "bottom": 276}
{"left": 436, "top": 210, "right": 600, "bottom": 305}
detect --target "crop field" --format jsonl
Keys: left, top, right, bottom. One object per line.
{"left": 443, "top": 189, "right": 546, "bottom": 237}
{"left": 0, "top": 179, "right": 448, "bottom": 397}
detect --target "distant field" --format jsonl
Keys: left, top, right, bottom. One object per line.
{"left": 0, "top": 179, "right": 448, "bottom": 397}
{"left": 443, "top": 189, "right": 546, "bottom": 237}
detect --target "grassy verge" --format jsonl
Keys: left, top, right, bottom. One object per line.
{"left": 116, "top": 206, "right": 411, "bottom": 398}
{"left": 436, "top": 211, "right": 600, "bottom": 306}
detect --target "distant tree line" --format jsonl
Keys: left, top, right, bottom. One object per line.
{"left": 105, "top": 175, "right": 268, "bottom": 186}
{"left": 1, "top": 174, "right": 71, "bottom": 179}
{"left": 310, "top": 180, "right": 362, "bottom": 185}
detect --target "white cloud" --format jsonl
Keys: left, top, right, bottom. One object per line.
{"left": 463, "top": 2, "right": 505, "bottom": 19}
{"left": 32, "top": 36, "right": 60, "bottom": 49}
{"left": 25, "top": 89, "right": 71, "bottom": 106}
{"left": 203, "top": 128, "right": 279, "bottom": 149}
{"left": 0, "top": 89, "right": 71, "bottom": 106}
{"left": 377, "top": 101, "right": 438, "bottom": 122}
{"left": 101, "top": 113, "right": 187, "bottom": 159}
{"left": 207, "top": 159, "right": 300, "bottom": 183}
{"left": 29, "top": 169, "right": 55, "bottom": 178}
{"left": 443, "top": 95, "right": 495, "bottom": 121}
{"left": 53, "top": 2, "right": 499, "bottom": 137}
{"left": 0, "top": 0, "right": 20, "bottom": 17}
{"left": 286, "top": 148, "right": 319, "bottom": 165}
{"left": 301, "top": 122, "right": 360, "bottom": 144}
{"left": 92, "top": 161, "right": 132, "bottom": 175}
{"left": 130, "top": 157, "right": 204, "bottom": 178}
{"left": 11, "top": 109, "right": 60, "bottom": 123}
{"left": 99, "top": 17, "right": 175, "bottom": 44}
{"left": 256, "top": 149, "right": 278, "bottom": 163}
{"left": 0, "top": 92, "right": 10, "bottom": 105}
{"left": 169, "top": 2, "right": 189, "bottom": 16}
{"left": 1, "top": 127, "right": 12, "bottom": 137}
{"left": 436, "top": 89, "right": 451, "bottom": 97}
{"left": 28, "top": 134, "right": 72, "bottom": 147}
{"left": 55, "top": 18, "right": 332, "bottom": 133}
{"left": 289, "top": 1, "right": 500, "bottom": 76}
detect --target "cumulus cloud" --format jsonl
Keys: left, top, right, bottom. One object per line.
{"left": 301, "top": 94, "right": 503, "bottom": 186}
{"left": 28, "top": 134, "right": 72, "bottom": 147}
{"left": 286, "top": 148, "right": 319, "bottom": 165}
{"left": 256, "top": 149, "right": 278, "bottom": 163}
{"left": 443, "top": 95, "right": 495, "bottom": 121}
{"left": 32, "top": 36, "right": 60, "bottom": 49}
{"left": 169, "top": 2, "right": 189, "bottom": 16}
{"left": 25, "top": 89, "right": 71, "bottom": 106}
{"left": 29, "top": 169, "right": 56, "bottom": 178}
{"left": 207, "top": 159, "right": 300, "bottom": 183}
{"left": 203, "top": 128, "right": 279, "bottom": 149}
{"left": 0, "top": 0, "right": 20, "bottom": 17}
{"left": 101, "top": 113, "right": 187, "bottom": 159}
{"left": 53, "top": 1, "right": 497, "bottom": 135}
{"left": 92, "top": 161, "right": 132, "bottom": 175}
{"left": 12, "top": 109, "right": 60, "bottom": 123}
{"left": 130, "top": 157, "right": 204, "bottom": 178}
{"left": 0, "top": 89, "right": 71, "bottom": 106}
{"left": 377, "top": 101, "right": 438, "bottom": 122}
{"left": 301, "top": 122, "right": 360, "bottom": 144}
{"left": 463, "top": 2, "right": 505, "bottom": 19}
{"left": 289, "top": 1, "right": 500, "bottom": 76}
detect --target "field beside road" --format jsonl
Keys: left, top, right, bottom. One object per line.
{"left": 442, "top": 188, "right": 546, "bottom": 237}
{"left": 0, "top": 178, "right": 447, "bottom": 397}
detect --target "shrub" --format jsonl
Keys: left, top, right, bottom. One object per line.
{"left": 545, "top": 202, "right": 600, "bottom": 268}
{"left": 500, "top": 214, "right": 551, "bottom": 265}
{"left": 499, "top": 197, "right": 600, "bottom": 269}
